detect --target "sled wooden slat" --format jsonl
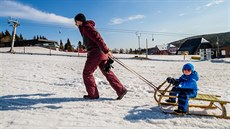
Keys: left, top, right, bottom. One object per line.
{"left": 191, "top": 94, "right": 230, "bottom": 104}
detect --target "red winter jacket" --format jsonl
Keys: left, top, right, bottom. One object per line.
{"left": 79, "top": 20, "right": 109, "bottom": 60}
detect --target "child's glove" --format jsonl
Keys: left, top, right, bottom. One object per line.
{"left": 166, "top": 77, "right": 175, "bottom": 84}
{"left": 104, "top": 57, "right": 114, "bottom": 73}
{"left": 167, "top": 77, "right": 180, "bottom": 86}
{"left": 173, "top": 80, "right": 180, "bottom": 86}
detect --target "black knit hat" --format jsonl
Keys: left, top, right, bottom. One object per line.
{"left": 74, "top": 13, "right": 86, "bottom": 22}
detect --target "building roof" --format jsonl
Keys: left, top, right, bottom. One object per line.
{"left": 223, "top": 42, "right": 230, "bottom": 47}
{"left": 177, "top": 38, "right": 200, "bottom": 54}
{"left": 156, "top": 45, "right": 167, "bottom": 51}
{"left": 201, "top": 37, "right": 209, "bottom": 43}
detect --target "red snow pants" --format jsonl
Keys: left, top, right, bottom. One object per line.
{"left": 83, "top": 57, "right": 126, "bottom": 98}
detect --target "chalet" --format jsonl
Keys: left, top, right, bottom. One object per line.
{"left": 148, "top": 45, "right": 169, "bottom": 55}
{"left": 220, "top": 42, "right": 230, "bottom": 57}
{"left": 176, "top": 37, "right": 213, "bottom": 55}
{"left": 0, "top": 39, "right": 59, "bottom": 50}
{"left": 167, "top": 44, "right": 178, "bottom": 55}
{"left": 169, "top": 33, "right": 230, "bottom": 58}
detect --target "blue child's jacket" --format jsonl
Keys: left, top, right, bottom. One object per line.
{"left": 177, "top": 63, "right": 199, "bottom": 90}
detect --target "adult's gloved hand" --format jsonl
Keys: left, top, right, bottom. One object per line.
{"left": 104, "top": 57, "right": 114, "bottom": 73}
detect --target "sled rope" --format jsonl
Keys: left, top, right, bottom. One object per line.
{"left": 111, "top": 56, "right": 159, "bottom": 91}
{"left": 214, "top": 103, "right": 223, "bottom": 111}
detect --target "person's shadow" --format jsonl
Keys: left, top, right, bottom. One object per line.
{"left": 123, "top": 105, "right": 177, "bottom": 121}
{"left": 0, "top": 93, "right": 113, "bottom": 111}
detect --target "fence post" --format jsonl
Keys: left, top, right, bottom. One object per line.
{"left": 49, "top": 47, "right": 51, "bottom": 56}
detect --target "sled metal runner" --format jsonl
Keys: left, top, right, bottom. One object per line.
{"left": 154, "top": 81, "right": 230, "bottom": 119}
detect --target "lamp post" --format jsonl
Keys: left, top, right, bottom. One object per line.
{"left": 8, "top": 18, "right": 20, "bottom": 53}
{"left": 216, "top": 36, "right": 220, "bottom": 58}
{"left": 136, "top": 32, "right": 141, "bottom": 55}
{"left": 146, "top": 38, "right": 148, "bottom": 58}
{"left": 151, "top": 34, "right": 154, "bottom": 55}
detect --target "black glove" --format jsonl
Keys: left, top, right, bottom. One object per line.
{"left": 167, "top": 77, "right": 180, "bottom": 86}
{"left": 166, "top": 77, "right": 175, "bottom": 84}
{"left": 104, "top": 57, "right": 114, "bottom": 73}
{"left": 173, "top": 80, "right": 180, "bottom": 86}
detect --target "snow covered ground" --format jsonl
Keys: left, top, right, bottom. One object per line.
{"left": 0, "top": 47, "right": 230, "bottom": 129}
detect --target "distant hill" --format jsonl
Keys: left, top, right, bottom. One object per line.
{"left": 169, "top": 32, "right": 230, "bottom": 48}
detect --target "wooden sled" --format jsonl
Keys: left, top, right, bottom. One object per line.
{"left": 154, "top": 81, "right": 230, "bottom": 119}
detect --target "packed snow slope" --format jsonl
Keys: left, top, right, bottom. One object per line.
{"left": 0, "top": 48, "right": 230, "bottom": 129}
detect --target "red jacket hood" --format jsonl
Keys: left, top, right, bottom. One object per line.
{"left": 84, "top": 20, "right": 95, "bottom": 28}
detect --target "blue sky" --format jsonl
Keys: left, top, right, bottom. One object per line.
{"left": 0, "top": 0, "right": 229, "bottom": 49}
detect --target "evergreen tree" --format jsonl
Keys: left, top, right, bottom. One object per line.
{"left": 0, "top": 32, "right": 3, "bottom": 43}
{"left": 19, "top": 34, "right": 23, "bottom": 40}
{"left": 134, "top": 49, "right": 138, "bottom": 54}
{"left": 15, "top": 34, "right": 20, "bottom": 41}
{"left": 67, "top": 38, "right": 71, "bottom": 44}
{"left": 0, "top": 32, "right": 3, "bottom": 38}
{"left": 64, "top": 38, "right": 73, "bottom": 52}
{"left": 59, "top": 40, "right": 64, "bottom": 51}
{"left": 111, "top": 48, "right": 119, "bottom": 54}
{"left": 41, "top": 36, "right": 47, "bottom": 40}
{"left": 129, "top": 48, "right": 133, "bottom": 54}
{"left": 5, "top": 30, "right": 11, "bottom": 37}
{"left": 1, "top": 31, "right": 5, "bottom": 37}
{"left": 119, "top": 48, "right": 124, "bottom": 54}
{"left": 78, "top": 41, "right": 82, "bottom": 48}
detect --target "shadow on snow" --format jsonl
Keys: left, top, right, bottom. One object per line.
{"left": 0, "top": 93, "right": 114, "bottom": 111}
{"left": 124, "top": 105, "right": 183, "bottom": 121}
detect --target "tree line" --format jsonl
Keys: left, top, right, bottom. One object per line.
{"left": 0, "top": 30, "right": 24, "bottom": 43}
{"left": 0, "top": 29, "right": 140, "bottom": 54}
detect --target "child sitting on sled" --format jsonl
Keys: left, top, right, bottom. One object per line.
{"left": 166, "top": 63, "right": 199, "bottom": 114}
